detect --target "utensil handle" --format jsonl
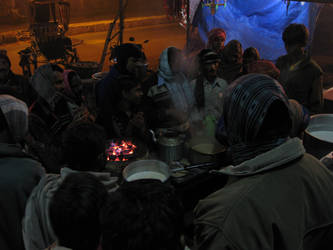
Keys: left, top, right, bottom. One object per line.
{"left": 171, "top": 162, "right": 216, "bottom": 172}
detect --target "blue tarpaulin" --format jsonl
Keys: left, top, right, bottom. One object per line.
{"left": 192, "top": 0, "right": 322, "bottom": 61}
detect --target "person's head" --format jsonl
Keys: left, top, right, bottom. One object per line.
{"left": 0, "top": 54, "right": 11, "bottom": 81}
{"left": 49, "top": 172, "right": 108, "bottom": 250}
{"left": 62, "top": 121, "right": 107, "bottom": 171}
{"left": 198, "top": 49, "right": 221, "bottom": 81}
{"left": 243, "top": 47, "right": 260, "bottom": 66}
{"left": 167, "top": 47, "right": 183, "bottom": 74}
{"left": 31, "top": 64, "right": 64, "bottom": 106}
{"left": 63, "top": 70, "right": 83, "bottom": 101}
{"left": 223, "top": 40, "right": 243, "bottom": 65}
{"left": 0, "top": 94, "right": 28, "bottom": 144}
{"left": 207, "top": 28, "right": 226, "bottom": 53}
{"left": 101, "top": 180, "right": 184, "bottom": 250}
{"left": 282, "top": 23, "right": 309, "bottom": 53}
{"left": 114, "top": 43, "right": 147, "bottom": 79}
{"left": 116, "top": 75, "right": 143, "bottom": 106}
{"left": 223, "top": 74, "right": 292, "bottom": 164}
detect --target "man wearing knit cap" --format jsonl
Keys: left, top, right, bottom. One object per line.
{"left": 0, "top": 94, "right": 45, "bottom": 250}
{"left": 0, "top": 53, "right": 36, "bottom": 106}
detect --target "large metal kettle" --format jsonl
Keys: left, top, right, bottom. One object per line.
{"left": 157, "top": 131, "right": 185, "bottom": 163}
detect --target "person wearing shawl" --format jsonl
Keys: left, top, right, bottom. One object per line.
{"left": 23, "top": 121, "right": 118, "bottom": 250}
{"left": 147, "top": 47, "right": 194, "bottom": 131}
{"left": 194, "top": 74, "right": 333, "bottom": 250}
{"left": 0, "top": 94, "right": 45, "bottom": 250}
{"left": 28, "top": 64, "right": 73, "bottom": 173}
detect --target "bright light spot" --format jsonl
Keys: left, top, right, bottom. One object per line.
{"left": 301, "top": 2, "right": 305, "bottom": 5}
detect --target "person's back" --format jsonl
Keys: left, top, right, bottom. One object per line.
{"left": 195, "top": 151, "right": 333, "bottom": 250}
{"left": 101, "top": 180, "right": 184, "bottom": 250}
{"left": 0, "top": 94, "right": 45, "bottom": 250}
{"left": 23, "top": 121, "right": 118, "bottom": 250}
{"left": 48, "top": 172, "right": 108, "bottom": 250}
{"left": 194, "top": 74, "right": 333, "bottom": 250}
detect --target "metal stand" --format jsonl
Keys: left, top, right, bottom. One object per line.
{"left": 98, "top": 0, "right": 127, "bottom": 71}
{"left": 186, "top": 0, "right": 190, "bottom": 51}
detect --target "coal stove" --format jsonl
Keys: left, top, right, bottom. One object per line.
{"left": 105, "top": 138, "right": 149, "bottom": 175}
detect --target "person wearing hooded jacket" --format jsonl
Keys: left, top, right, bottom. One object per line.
{"left": 194, "top": 74, "right": 333, "bottom": 250}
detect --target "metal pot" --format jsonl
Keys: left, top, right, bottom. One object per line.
{"left": 123, "top": 160, "right": 171, "bottom": 182}
{"left": 187, "top": 136, "right": 226, "bottom": 164}
{"left": 157, "top": 132, "right": 185, "bottom": 163}
{"left": 303, "top": 114, "right": 333, "bottom": 159}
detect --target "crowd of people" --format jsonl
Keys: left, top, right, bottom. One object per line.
{"left": 0, "top": 22, "right": 333, "bottom": 250}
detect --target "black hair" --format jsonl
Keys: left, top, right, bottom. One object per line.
{"left": 282, "top": 23, "right": 309, "bottom": 48}
{"left": 51, "top": 64, "right": 64, "bottom": 73}
{"left": 62, "top": 121, "right": 107, "bottom": 171}
{"left": 67, "top": 71, "right": 81, "bottom": 85}
{"left": 49, "top": 172, "right": 108, "bottom": 250}
{"left": 223, "top": 40, "right": 243, "bottom": 64}
{"left": 243, "top": 47, "right": 260, "bottom": 64}
{"left": 113, "top": 43, "right": 145, "bottom": 73}
{"left": 101, "top": 180, "right": 184, "bottom": 250}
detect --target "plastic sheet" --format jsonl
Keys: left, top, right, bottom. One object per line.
{"left": 191, "top": 0, "right": 322, "bottom": 61}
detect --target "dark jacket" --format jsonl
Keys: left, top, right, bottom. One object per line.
{"left": 194, "top": 138, "right": 333, "bottom": 250}
{"left": 276, "top": 54, "right": 323, "bottom": 114}
{"left": 95, "top": 66, "right": 120, "bottom": 109}
{"left": 0, "top": 143, "right": 45, "bottom": 250}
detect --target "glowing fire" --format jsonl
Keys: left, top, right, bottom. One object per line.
{"left": 106, "top": 140, "right": 137, "bottom": 162}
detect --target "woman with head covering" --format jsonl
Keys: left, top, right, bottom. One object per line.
{"left": 147, "top": 47, "right": 194, "bottom": 131}
{"left": 62, "top": 70, "right": 95, "bottom": 122}
{"left": 195, "top": 74, "right": 333, "bottom": 250}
